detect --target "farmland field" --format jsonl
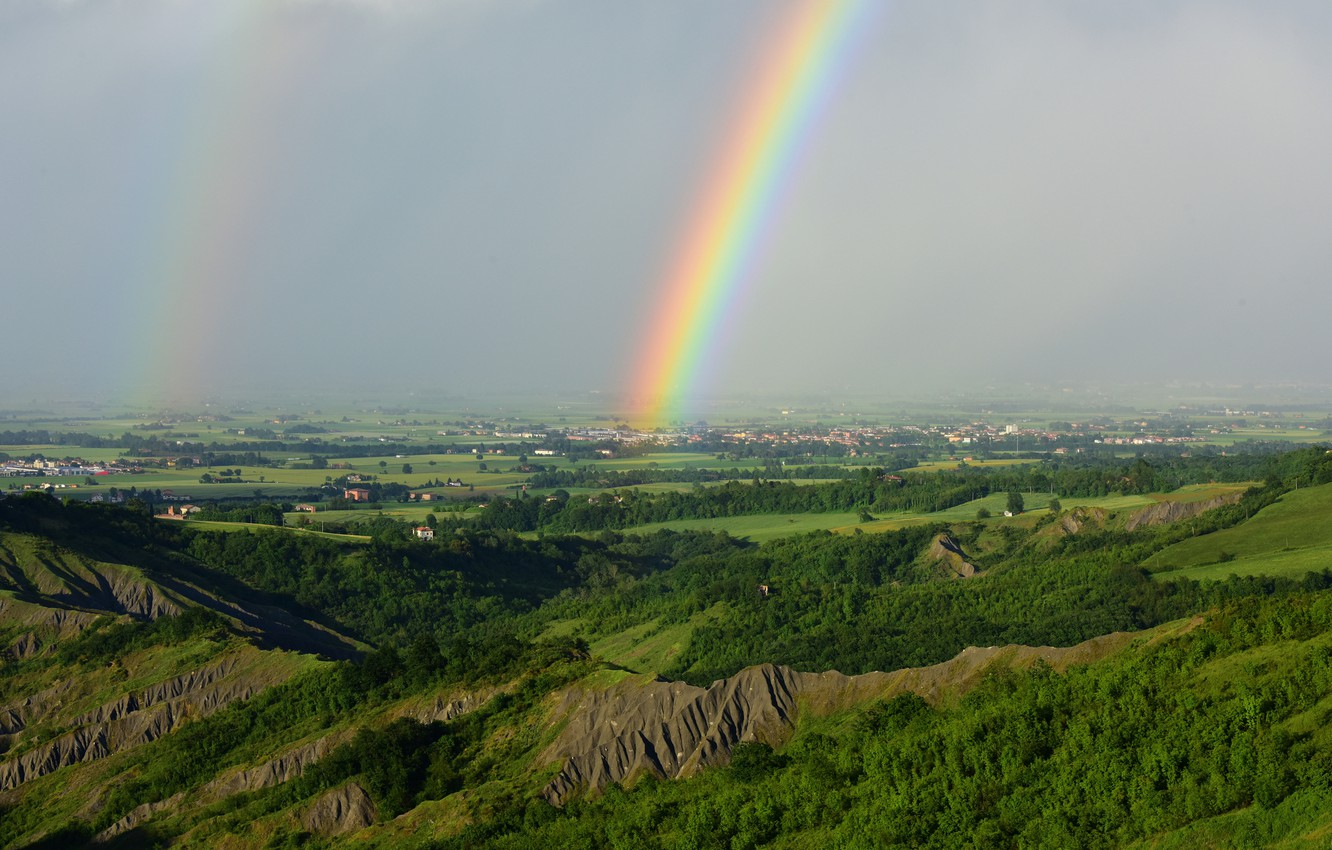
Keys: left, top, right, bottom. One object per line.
{"left": 593, "top": 511, "right": 871, "bottom": 542}
{"left": 519, "top": 483, "right": 1266, "bottom": 543}
{"left": 902, "top": 458, "right": 1045, "bottom": 472}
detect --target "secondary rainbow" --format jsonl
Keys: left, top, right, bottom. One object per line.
{"left": 123, "top": 0, "right": 307, "bottom": 405}
{"left": 629, "top": 0, "right": 873, "bottom": 425}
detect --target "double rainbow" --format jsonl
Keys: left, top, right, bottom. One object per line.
{"left": 628, "top": 0, "right": 873, "bottom": 426}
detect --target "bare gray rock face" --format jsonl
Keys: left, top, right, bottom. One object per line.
{"left": 206, "top": 735, "right": 340, "bottom": 798}
{"left": 94, "top": 792, "right": 186, "bottom": 842}
{"left": 401, "top": 691, "right": 490, "bottom": 725}
{"left": 303, "top": 782, "right": 378, "bottom": 836}
{"left": 0, "top": 653, "right": 288, "bottom": 791}
{"left": 929, "top": 533, "right": 978, "bottom": 578}
{"left": 1124, "top": 494, "right": 1241, "bottom": 531}
{"left": 542, "top": 632, "right": 1140, "bottom": 805}
{"left": 542, "top": 663, "right": 870, "bottom": 805}
{"left": 0, "top": 592, "right": 102, "bottom": 661}
{"left": 0, "top": 540, "right": 184, "bottom": 620}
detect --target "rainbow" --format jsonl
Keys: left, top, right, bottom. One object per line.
{"left": 628, "top": 0, "right": 874, "bottom": 426}
{"left": 124, "top": 0, "right": 306, "bottom": 405}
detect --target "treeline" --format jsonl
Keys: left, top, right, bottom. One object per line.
{"left": 206, "top": 453, "right": 1324, "bottom": 679}
{"left": 524, "top": 461, "right": 924, "bottom": 492}
{"left": 527, "top": 466, "right": 762, "bottom": 490}
{"left": 193, "top": 503, "right": 288, "bottom": 526}
{"left": 463, "top": 449, "right": 1331, "bottom": 534}
{"left": 0, "top": 429, "right": 123, "bottom": 448}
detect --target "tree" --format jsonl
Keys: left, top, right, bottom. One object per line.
{"left": 1006, "top": 491, "right": 1025, "bottom": 514}
{"left": 402, "top": 464, "right": 413, "bottom": 475}
{"left": 1048, "top": 497, "right": 1061, "bottom": 514}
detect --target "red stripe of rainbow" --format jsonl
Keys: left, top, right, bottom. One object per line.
{"left": 628, "top": 0, "right": 873, "bottom": 426}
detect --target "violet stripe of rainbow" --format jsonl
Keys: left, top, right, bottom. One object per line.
{"left": 631, "top": 0, "right": 873, "bottom": 425}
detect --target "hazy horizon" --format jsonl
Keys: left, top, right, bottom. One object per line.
{"left": 5, "top": 0, "right": 1331, "bottom": 405}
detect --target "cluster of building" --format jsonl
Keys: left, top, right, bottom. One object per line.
{"left": 593, "top": 418, "right": 1226, "bottom": 454}
{"left": 1, "top": 459, "right": 125, "bottom": 477}
{"left": 340, "top": 488, "right": 454, "bottom": 503}
{"left": 1097, "top": 435, "right": 1207, "bottom": 446}
{"left": 157, "top": 504, "right": 202, "bottom": 519}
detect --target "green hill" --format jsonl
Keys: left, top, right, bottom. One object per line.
{"left": 1145, "top": 483, "right": 1332, "bottom": 582}
{"left": 3, "top": 446, "right": 1332, "bottom": 847}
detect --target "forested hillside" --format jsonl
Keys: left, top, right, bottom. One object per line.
{"left": 1, "top": 446, "right": 1331, "bottom": 847}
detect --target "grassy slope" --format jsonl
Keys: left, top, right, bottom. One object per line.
{"left": 582, "top": 484, "right": 1251, "bottom": 543}
{"left": 176, "top": 519, "right": 371, "bottom": 541}
{"left": 1146, "top": 483, "right": 1332, "bottom": 582}
{"left": 586, "top": 605, "right": 725, "bottom": 676}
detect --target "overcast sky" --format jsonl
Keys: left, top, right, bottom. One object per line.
{"left": 3, "top": 0, "right": 1331, "bottom": 406}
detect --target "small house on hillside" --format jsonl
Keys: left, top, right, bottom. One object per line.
{"left": 414, "top": 526, "right": 435, "bottom": 541}
{"left": 345, "top": 488, "right": 371, "bottom": 502}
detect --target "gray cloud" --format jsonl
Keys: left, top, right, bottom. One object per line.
{"left": 2, "top": 0, "right": 1329, "bottom": 404}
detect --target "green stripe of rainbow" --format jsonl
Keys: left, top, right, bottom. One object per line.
{"left": 125, "top": 0, "right": 303, "bottom": 405}
{"left": 629, "top": 0, "right": 874, "bottom": 426}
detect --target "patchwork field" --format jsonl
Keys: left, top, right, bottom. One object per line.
{"left": 605, "top": 511, "right": 871, "bottom": 542}
{"left": 597, "top": 483, "right": 1260, "bottom": 542}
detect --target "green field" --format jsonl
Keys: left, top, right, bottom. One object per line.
{"left": 602, "top": 484, "right": 1260, "bottom": 543}
{"left": 1146, "top": 483, "right": 1332, "bottom": 582}
{"left": 585, "top": 606, "right": 724, "bottom": 675}
{"left": 903, "top": 458, "right": 1045, "bottom": 472}
{"left": 579, "top": 452, "right": 767, "bottom": 471}
{"left": 590, "top": 620, "right": 698, "bottom": 675}
{"left": 583, "top": 493, "right": 1099, "bottom": 541}
{"left": 600, "top": 511, "right": 868, "bottom": 542}
{"left": 1203, "top": 427, "right": 1329, "bottom": 446}
{"left": 1152, "top": 546, "right": 1332, "bottom": 584}
{"left": 169, "top": 519, "right": 371, "bottom": 541}
{"left": 3, "top": 452, "right": 532, "bottom": 502}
